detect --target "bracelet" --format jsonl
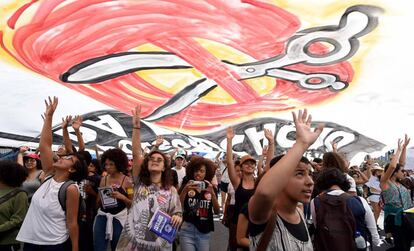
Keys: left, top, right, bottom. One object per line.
{"left": 133, "top": 127, "right": 141, "bottom": 129}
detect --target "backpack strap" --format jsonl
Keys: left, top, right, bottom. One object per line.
{"left": 58, "top": 180, "right": 76, "bottom": 211}
{"left": 0, "top": 189, "right": 26, "bottom": 205}
{"left": 257, "top": 213, "right": 277, "bottom": 250}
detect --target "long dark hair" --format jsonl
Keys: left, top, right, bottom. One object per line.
{"left": 322, "top": 152, "right": 348, "bottom": 173}
{"left": 139, "top": 150, "right": 172, "bottom": 189}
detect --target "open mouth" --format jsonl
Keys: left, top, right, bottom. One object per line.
{"left": 302, "top": 189, "right": 313, "bottom": 196}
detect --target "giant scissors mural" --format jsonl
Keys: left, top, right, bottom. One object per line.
{"left": 2, "top": 0, "right": 411, "bottom": 160}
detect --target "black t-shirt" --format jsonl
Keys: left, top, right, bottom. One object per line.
{"left": 243, "top": 206, "right": 309, "bottom": 242}
{"left": 85, "top": 173, "right": 101, "bottom": 221}
{"left": 183, "top": 183, "right": 214, "bottom": 233}
{"left": 170, "top": 169, "right": 179, "bottom": 189}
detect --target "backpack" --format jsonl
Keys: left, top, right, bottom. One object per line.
{"left": 42, "top": 176, "right": 87, "bottom": 223}
{"left": 314, "top": 192, "right": 357, "bottom": 251}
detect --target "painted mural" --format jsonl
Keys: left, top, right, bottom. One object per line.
{"left": 1, "top": 0, "right": 413, "bottom": 161}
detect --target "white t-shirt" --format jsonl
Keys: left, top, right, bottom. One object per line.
{"left": 173, "top": 166, "right": 186, "bottom": 188}
{"left": 219, "top": 162, "right": 230, "bottom": 183}
{"left": 17, "top": 177, "right": 70, "bottom": 245}
{"left": 346, "top": 173, "right": 357, "bottom": 192}
{"left": 366, "top": 176, "right": 381, "bottom": 192}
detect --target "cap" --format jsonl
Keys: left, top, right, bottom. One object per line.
{"left": 175, "top": 154, "right": 185, "bottom": 160}
{"left": 23, "top": 153, "right": 40, "bottom": 160}
{"left": 372, "top": 163, "right": 384, "bottom": 171}
{"left": 240, "top": 155, "right": 256, "bottom": 165}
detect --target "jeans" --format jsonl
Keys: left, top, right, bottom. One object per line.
{"left": 179, "top": 222, "right": 210, "bottom": 251}
{"left": 93, "top": 215, "right": 123, "bottom": 251}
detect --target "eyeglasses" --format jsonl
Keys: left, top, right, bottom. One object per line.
{"left": 61, "top": 155, "right": 75, "bottom": 163}
{"left": 149, "top": 157, "right": 164, "bottom": 163}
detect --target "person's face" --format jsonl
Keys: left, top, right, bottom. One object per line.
{"left": 175, "top": 157, "right": 184, "bottom": 167}
{"left": 24, "top": 158, "right": 37, "bottom": 170}
{"left": 313, "top": 162, "right": 323, "bottom": 172}
{"left": 194, "top": 165, "right": 206, "bottom": 181}
{"left": 53, "top": 154, "right": 78, "bottom": 173}
{"left": 88, "top": 163, "right": 96, "bottom": 173}
{"left": 395, "top": 168, "right": 405, "bottom": 180}
{"left": 284, "top": 162, "right": 314, "bottom": 204}
{"left": 104, "top": 159, "right": 118, "bottom": 175}
{"left": 241, "top": 160, "right": 256, "bottom": 174}
{"left": 148, "top": 153, "right": 165, "bottom": 173}
{"left": 235, "top": 165, "right": 242, "bottom": 178}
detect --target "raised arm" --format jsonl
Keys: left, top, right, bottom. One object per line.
{"left": 249, "top": 109, "right": 324, "bottom": 224}
{"left": 61, "top": 115, "right": 74, "bottom": 154}
{"left": 226, "top": 127, "right": 240, "bottom": 189}
{"left": 380, "top": 139, "right": 403, "bottom": 191}
{"left": 150, "top": 135, "right": 164, "bottom": 152}
{"left": 331, "top": 140, "right": 338, "bottom": 153}
{"left": 92, "top": 145, "right": 101, "bottom": 161}
{"left": 72, "top": 115, "right": 85, "bottom": 151}
{"left": 257, "top": 146, "right": 267, "bottom": 176}
{"left": 39, "top": 96, "right": 59, "bottom": 179}
{"left": 16, "top": 146, "right": 28, "bottom": 166}
{"left": 363, "top": 159, "right": 373, "bottom": 179}
{"left": 355, "top": 169, "right": 369, "bottom": 185}
{"left": 132, "top": 105, "right": 143, "bottom": 179}
{"left": 399, "top": 134, "right": 410, "bottom": 167}
{"left": 264, "top": 128, "right": 275, "bottom": 172}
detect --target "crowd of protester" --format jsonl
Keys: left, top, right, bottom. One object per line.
{"left": 0, "top": 97, "right": 413, "bottom": 251}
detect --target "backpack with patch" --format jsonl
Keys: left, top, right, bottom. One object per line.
{"left": 43, "top": 176, "right": 87, "bottom": 223}
{"left": 314, "top": 192, "right": 357, "bottom": 251}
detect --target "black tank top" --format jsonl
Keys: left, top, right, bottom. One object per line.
{"left": 233, "top": 179, "right": 255, "bottom": 224}
{"left": 101, "top": 175, "right": 128, "bottom": 214}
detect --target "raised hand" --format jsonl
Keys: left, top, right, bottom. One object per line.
{"left": 397, "top": 138, "right": 403, "bottom": 153}
{"left": 132, "top": 105, "right": 141, "bottom": 129}
{"left": 61, "top": 115, "right": 72, "bottom": 129}
{"left": 19, "top": 146, "right": 29, "bottom": 153}
{"left": 72, "top": 115, "right": 82, "bottom": 131}
{"left": 262, "top": 145, "right": 269, "bottom": 156}
{"left": 292, "top": 109, "right": 324, "bottom": 147}
{"left": 155, "top": 135, "right": 164, "bottom": 147}
{"left": 330, "top": 140, "right": 338, "bottom": 152}
{"left": 44, "top": 96, "right": 58, "bottom": 118}
{"left": 403, "top": 134, "right": 411, "bottom": 148}
{"left": 264, "top": 129, "right": 274, "bottom": 143}
{"left": 226, "top": 127, "right": 235, "bottom": 140}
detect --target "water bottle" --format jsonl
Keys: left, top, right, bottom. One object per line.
{"left": 355, "top": 231, "right": 367, "bottom": 249}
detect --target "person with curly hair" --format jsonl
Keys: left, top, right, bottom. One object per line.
{"left": 0, "top": 160, "right": 28, "bottom": 251}
{"left": 115, "top": 105, "right": 182, "bottom": 251}
{"left": 17, "top": 97, "right": 88, "bottom": 251}
{"left": 94, "top": 148, "right": 133, "bottom": 251}
{"left": 178, "top": 156, "right": 220, "bottom": 251}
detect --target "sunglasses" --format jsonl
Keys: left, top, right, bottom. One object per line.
{"left": 61, "top": 155, "right": 75, "bottom": 163}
